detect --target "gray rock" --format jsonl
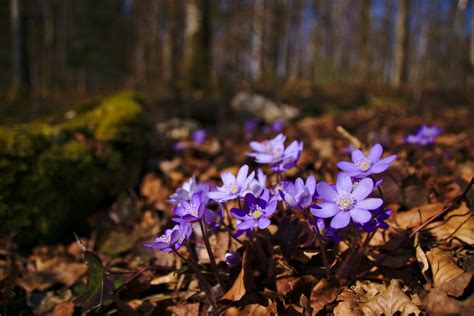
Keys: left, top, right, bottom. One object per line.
{"left": 231, "top": 91, "right": 299, "bottom": 123}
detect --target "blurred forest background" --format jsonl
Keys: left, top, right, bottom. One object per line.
{"left": 2, "top": 0, "right": 474, "bottom": 122}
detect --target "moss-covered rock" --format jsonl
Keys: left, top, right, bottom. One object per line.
{"left": 0, "top": 92, "right": 146, "bottom": 244}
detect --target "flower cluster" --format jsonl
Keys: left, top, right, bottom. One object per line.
{"left": 248, "top": 134, "right": 303, "bottom": 173}
{"left": 147, "top": 133, "right": 397, "bottom": 273}
{"left": 405, "top": 125, "right": 441, "bottom": 146}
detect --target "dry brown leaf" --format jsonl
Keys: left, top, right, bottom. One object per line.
{"left": 224, "top": 302, "right": 278, "bottom": 316}
{"left": 422, "top": 288, "right": 470, "bottom": 316}
{"left": 334, "top": 280, "right": 420, "bottom": 316}
{"left": 220, "top": 251, "right": 249, "bottom": 301}
{"left": 310, "top": 279, "right": 340, "bottom": 315}
{"left": 425, "top": 203, "right": 473, "bottom": 246}
{"left": 426, "top": 247, "right": 472, "bottom": 297}
{"left": 167, "top": 302, "right": 200, "bottom": 316}
{"left": 414, "top": 235, "right": 430, "bottom": 283}
{"left": 18, "top": 256, "right": 87, "bottom": 292}
{"left": 395, "top": 203, "right": 446, "bottom": 229}
{"left": 361, "top": 280, "right": 420, "bottom": 316}
{"left": 51, "top": 300, "right": 74, "bottom": 316}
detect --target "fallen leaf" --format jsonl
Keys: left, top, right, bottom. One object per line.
{"left": 18, "top": 257, "right": 87, "bottom": 292}
{"left": 167, "top": 302, "right": 200, "bottom": 316}
{"left": 360, "top": 279, "right": 420, "bottom": 315}
{"left": 334, "top": 280, "right": 420, "bottom": 316}
{"left": 33, "top": 290, "right": 73, "bottom": 316}
{"left": 422, "top": 288, "right": 471, "bottom": 315}
{"left": 426, "top": 247, "right": 472, "bottom": 297}
{"left": 220, "top": 250, "right": 250, "bottom": 301}
{"left": 425, "top": 203, "right": 473, "bottom": 246}
{"left": 414, "top": 234, "right": 430, "bottom": 283}
{"left": 310, "top": 279, "right": 340, "bottom": 315}
{"left": 395, "top": 203, "right": 445, "bottom": 229}
{"left": 51, "top": 300, "right": 74, "bottom": 316}
{"left": 277, "top": 216, "right": 304, "bottom": 260}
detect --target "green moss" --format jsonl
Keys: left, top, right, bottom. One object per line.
{"left": 0, "top": 92, "right": 145, "bottom": 244}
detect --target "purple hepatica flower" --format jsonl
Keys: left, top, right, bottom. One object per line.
{"left": 248, "top": 134, "right": 286, "bottom": 164}
{"left": 192, "top": 129, "right": 206, "bottom": 145}
{"left": 281, "top": 175, "right": 316, "bottom": 210}
{"left": 271, "top": 140, "right": 303, "bottom": 173}
{"left": 337, "top": 143, "right": 396, "bottom": 178}
{"left": 271, "top": 120, "right": 285, "bottom": 133}
{"left": 207, "top": 165, "right": 255, "bottom": 202}
{"left": 405, "top": 125, "right": 442, "bottom": 146}
{"left": 231, "top": 193, "right": 277, "bottom": 231}
{"left": 225, "top": 252, "right": 242, "bottom": 267}
{"left": 361, "top": 206, "right": 392, "bottom": 233}
{"left": 248, "top": 168, "right": 267, "bottom": 197}
{"left": 144, "top": 223, "right": 192, "bottom": 252}
{"left": 204, "top": 205, "right": 224, "bottom": 230}
{"left": 311, "top": 174, "right": 383, "bottom": 229}
{"left": 172, "top": 192, "right": 206, "bottom": 223}
{"left": 168, "top": 176, "right": 198, "bottom": 204}
{"left": 244, "top": 118, "right": 260, "bottom": 138}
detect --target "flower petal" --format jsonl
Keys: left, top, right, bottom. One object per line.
{"left": 349, "top": 208, "right": 372, "bottom": 224}
{"left": 368, "top": 144, "right": 383, "bottom": 162}
{"left": 221, "top": 172, "right": 236, "bottom": 185}
{"left": 351, "top": 149, "right": 365, "bottom": 163}
{"left": 330, "top": 211, "right": 351, "bottom": 229}
{"left": 352, "top": 178, "right": 374, "bottom": 200}
{"left": 369, "top": 162, "right": 390, "bottom": 173}
{"left": 356, "top": 198, "right": 383, "bottom": 210}
{"left": 237, "top": 165, "right": 249, "bottom": 185}
{"left": 337, "top": 161, "right": 358, "bottom": 172}
{"left": 311, "top": 203, "right": 339, "bottom": 218}
{"left": 244, "top": 193, "right": 257, "bottom": 208}
{"left": 317, "top": 182, "right": 338, "bottom": 202}
{"left": 305, "top": 175, "right": 316, "bottom": 196}
{"left": 379, "top": 154, "right": 397, "bottom": 165}
{"left": 257, "top": 218, "right": 271, "bottom": 229}
{"left": 265, "top": 200, "right": 277, "bottom": 215}
{"left": 336, "top": 173, "right": 353, "bottom": 193}
{"left": 207, "top": 191, "right": 231, "bottom": 201}
{"left": 236, "top": 220, "right": 256, "bottom": 230}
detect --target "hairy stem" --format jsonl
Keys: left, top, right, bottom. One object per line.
{"left": 199, "top": 220, "right": 224, "bottom": 289}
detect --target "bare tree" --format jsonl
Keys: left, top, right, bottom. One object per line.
{"left": 9, "top": 0, "right": 29, "bottom": 100}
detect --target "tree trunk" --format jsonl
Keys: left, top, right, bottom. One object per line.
{"left": 251, "top": 0, "right": 264, "bottom": 81}
{"left": 390, "top": 0, "right": 410, "bottom": 87}
{"left": 358, "top": 0, "right": 371, "bottom": 83}
{"left": 10, "top": 0, "right": 29, "bottom": 99}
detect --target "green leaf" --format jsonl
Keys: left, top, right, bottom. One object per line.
{"left": 74, "top": 250, "right": 105, "bottom": 314}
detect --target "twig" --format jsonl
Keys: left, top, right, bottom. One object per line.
{"left": 409, "top": 177, "right": 473, "bottom": 238}
{"left": 336, "top": 125, "right": 362, "bottom": 149}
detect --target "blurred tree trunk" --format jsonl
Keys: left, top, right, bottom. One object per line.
{"left": 390, "top": 0, "right": 410, "bottom": 87}
{"left": 358, "top": 0, "right": 371, "bottom": 83}
{"left": 9, "top": 0, "right": 30, "bottom": 100}
{"left": 184, "top": 0, "right": 211, "bottom": 94}
{"left": 251, "top": 0, "right": 264, "bottom": 81}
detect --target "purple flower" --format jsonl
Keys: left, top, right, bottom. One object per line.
{"left": 207, "top": 165, "right": 255, "bottom": 202}
{"left": 281, "top": 175, "right": 316, "bottom": 210}
{"left": 271, "top": 140, "right": 303, "bottom": 173}
{"left": 311, "top": 174, "right": 383, "bottom": 229}
{"left": 225, "top": 252, "right": 242, "bottom": 267}
{"left": 405, "top": 125, "right": 441, "bottom": 146}
{"left": 144, "top": 223, "right": 192, "bottom": 252}
{"left": 248, "top": 134, "right": 286, "bottom": 164}
{"left": 192, "top": 129, "right": 206, "bottom": 145}
{"left": 337, "top": 143, "right": 396, "bottom": 178}
{"left": 172, "top": 192, "right": 206, "bottom": 223}
{"left": 231, "top": 193, "right": 277, "bottom": 231}
{"left": 271, "top": 120, "right": 284, "bottom": 133}
{"left": 204, "top": 205, "right": 224, "bottom": 230}
{"left": 248, "top": 168, "right": 267, "bottom": 197}
{"left": 168, "top": 177, "right": 211, "bottom": 205}
{"left": 361, "top": 207, "right": 392, "bottom": 232}
{"left": 244, "top": 118, "right": 260, "bottom": 138}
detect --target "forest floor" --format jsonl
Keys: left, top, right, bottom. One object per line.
{"left": 1, "top": 102, "right": 473, "bottom": 315}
